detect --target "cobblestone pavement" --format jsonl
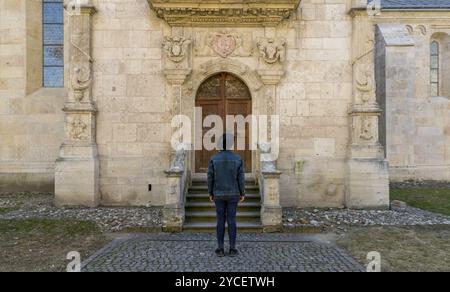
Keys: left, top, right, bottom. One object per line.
{"left": 82, "top": 233, "right": 364, "bottom": 272}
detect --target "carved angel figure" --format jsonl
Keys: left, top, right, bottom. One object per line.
{"left": 162, "top": 36, "right": 191, "bottom": 63}
{"left": 257, "top": 38, "right": 286, "bottom": 64}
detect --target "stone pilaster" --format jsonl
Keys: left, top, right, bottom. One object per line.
{"left": 55, "top": 2, "right": 98, "bottom": 207}
{"left": 346, "top": 12, "right": 389, "bottom": 209}
{"left": 255, "top": 33, "right": 285, "bottom": 230}
{"left": 162, "top": 28, "right": 192, "bottom": 154}
{"left": 162, "top": 28, "right": 192, "bottom": 230}
{"left": 256, "top": 35, "right": 286, "bottom": 141}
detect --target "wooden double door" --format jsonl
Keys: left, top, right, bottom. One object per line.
{"left": 195, "top": 73, "right": 252, "bottom": 173}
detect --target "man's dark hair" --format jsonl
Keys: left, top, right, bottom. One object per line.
{"left": 218, "top": 133, "right": 235, "bottom": 151}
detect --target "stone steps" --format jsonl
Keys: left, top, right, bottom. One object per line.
{"left": 184, "top": 179, "right": 262, "bottom": 232}
{"left": 183, "top": 221, "right": 263, "bottom": 233}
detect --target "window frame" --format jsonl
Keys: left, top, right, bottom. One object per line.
{"left": 430, "top": 40, "right": 440, "bottom": 97}
{"left": 42, "top": 0, "right": 64, "bottom": 88}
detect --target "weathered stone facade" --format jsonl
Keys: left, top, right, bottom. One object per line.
{"left": 1, "top": 1, "right": 449, "bottom": 225}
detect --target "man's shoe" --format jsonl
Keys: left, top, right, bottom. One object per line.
{"left": 229, "top": 248, "right": 239, "bottom": 257}
{"left": 215, "top": 248, "right": 225, "bottom": 257}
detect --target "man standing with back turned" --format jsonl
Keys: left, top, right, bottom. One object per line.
{"left": 208, "top": 133, "right": 246, "bottom": 257}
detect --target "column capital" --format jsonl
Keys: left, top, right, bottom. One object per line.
{"left": 164, "top": 69, "right": 192, "bottom": 85}
{"left": 257, "top": 70, "right": 285, "bottom": 85}
{"left": 64, "top": 1, "right": 97, "bottom": 15}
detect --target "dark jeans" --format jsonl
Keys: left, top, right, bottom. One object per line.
{"left": 214, "top": 197, "right": 239, "bottom": 250}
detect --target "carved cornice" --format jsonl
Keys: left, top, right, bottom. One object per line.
{"left": 148, "top": 0, "right": 301, "bottom": 27}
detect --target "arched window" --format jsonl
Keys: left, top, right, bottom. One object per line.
{"left": 430, "top": 41, "right": 440, "bottom": 97}
{"left": 43, "top": 0, "right": 64, "bottom": 87}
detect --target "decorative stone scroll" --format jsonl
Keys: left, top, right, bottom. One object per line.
{"left": 147, "top": 0, "right": 301, "bottom": 27}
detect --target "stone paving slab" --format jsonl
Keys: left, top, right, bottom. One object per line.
{"left": 82, "top": 233, "right": 364, "bottom": 272}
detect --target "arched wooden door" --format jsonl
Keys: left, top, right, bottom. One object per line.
{"left": 195, "top": 73, "right": 252, "bottom": 173}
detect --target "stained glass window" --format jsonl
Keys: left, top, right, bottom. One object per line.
{"left": 43, "top": 0, "right": 64, "bottom": 87}
{"left": 431, "top": 41, "right": 440, "bottom": 97}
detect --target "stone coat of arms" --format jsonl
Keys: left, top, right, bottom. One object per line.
{"left": 207, "top": 32, "right": 242, "bottom": 58}
{"left": 257, "top": 38, "right": 287, "bottom": 64}
{"left": 162, "top": 36, "right": 191, "bottom": 63}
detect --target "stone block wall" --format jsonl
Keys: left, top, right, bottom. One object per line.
{"left": 0, "top": 0, "right": 65, "bottom": 192}
{"left": 375, "top": 13, "right": 450, "bottom": 182}
{"left": 2, "top": 0, "right": 448, "bottom": 209}
{"left": 89, "top": 0, "right": 354, "bottom": 208}
{"left": 92, "top": 0, "right": 169, "bottom": 206}
{"left": 277, "top": 0, "right": 352, "bottom": 207}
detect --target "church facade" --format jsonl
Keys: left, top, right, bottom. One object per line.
{"left": 1, "top": 0, "right": 449, "bottom": 230}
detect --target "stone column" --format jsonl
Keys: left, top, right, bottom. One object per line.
{"left": 55, "top": 2, "right": 98, "bottom": 207}
{"left": 346, "top": 12, "right": 389, "bottom": 209}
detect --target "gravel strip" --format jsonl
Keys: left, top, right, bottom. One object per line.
{"left": 2, "top": 192, "right": 450, "bottom": 234}
{"left": 390, "top": 180, "right": 450, "bottom": 189}
{"left": 0, "top": 192, "right": 162, "bottom": 232}
{"left": 283, "top": 207, "right": 450, "bottom": 232}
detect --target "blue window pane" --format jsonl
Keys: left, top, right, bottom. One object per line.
{"left": 431, "top": 42, "right": 439, "bottom": 55}
{"left": 43, "top": 24, "right": 63, "bottom": 45}
{"left": 44, "top": 67, "right": 64, "bottom": 87}
{"left": 43, "top": 0, "right": 64, "bottom": 87}
{"left": 44, "top": 46, "right": 64, "bottom": 66}
{"left": 43, "top": 2, "right": 64, "bottom": 24}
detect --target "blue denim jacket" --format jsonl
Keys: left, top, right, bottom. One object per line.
{"left": 207, "top": 151, "right": 246, "bottom": 198}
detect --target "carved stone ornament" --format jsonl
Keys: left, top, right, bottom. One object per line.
{"left": 406, "top": 24, "right": 427, "bottom": 36}
{"left": 257, "top": 38, "right": 286, "bottom": 64}
{"left": 71, "top": 66, "right": 92, "bottom": 102}
{"left": 359, "top": 116, "right": 374, "bottom": 141}
{"left": 195, "top": 32, "right": 253, "bottom": 57}
{"left": 207, "top": 32, "right": 241, "bottom": 58}
{"left": 162, "top": 36, "right": 191, "bottom": 63}
{"left": 69, "top": 116, "right": 88, "bottom": 141}
{"left": 70, "top": 32, "right": 94, "bottom": 102}
{"left": 355, "top": 62, "right": 375, "bottom": 104}
{"left": 147, "top": 0, "right": 301, "bottom": 27}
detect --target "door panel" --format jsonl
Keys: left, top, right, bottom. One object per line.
{"left": 226, "top": 100, "right": 252, "bottom": 173}
{"left": 195, "top": 100, "right": 223, "bottom": 173}
{"left": 195, "top": 73, "right": 252, "bottom": 173}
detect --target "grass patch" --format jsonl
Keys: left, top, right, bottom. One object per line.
{"left": 0, "top": 218, "right": 110, "bottom": 272}
{"left": 391, "top": 188, "right": 450, "bottom": 216}
{"left": 337, "top": 226, "right": 450, "bottom": 272}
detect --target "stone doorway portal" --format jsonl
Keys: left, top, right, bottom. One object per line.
{"left": 195, "top": 72, "right": 252, "bottom": 173}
